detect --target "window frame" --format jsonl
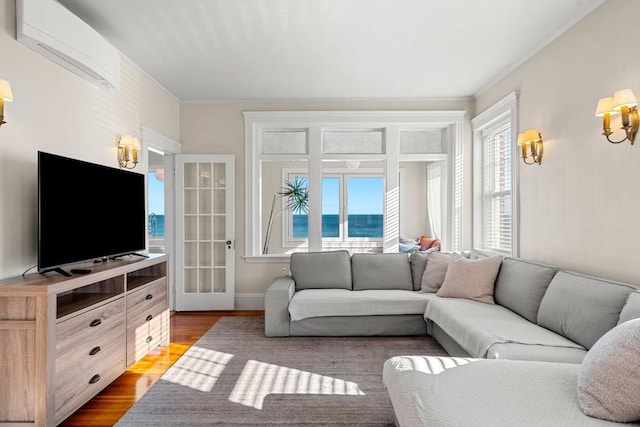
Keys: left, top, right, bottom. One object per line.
{"left": 471, "top": 92, "right": 519, "bottom": 256}
{"left": 243, "top": 111, "right": 466, "bottom": 262}
{"left": 281, "top": 168, "right": 395, "bottom": 249}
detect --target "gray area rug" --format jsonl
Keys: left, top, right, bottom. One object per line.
{"left": 116, "top": 317, "right": 447, "bottom": 426}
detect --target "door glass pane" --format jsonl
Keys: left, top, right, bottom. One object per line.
{"left": 199, "top": 190, "right": 212, "bottom": 214}
{"left": 347, "top": 177, "right": 384, "bottom": 238}
{"left": 184, "top": 163, "right": 197, "bottom": 188}
{"left": 213, "top": 242, "right": 226, "bottom": 267}
{"left": 184, "top": 190, "right": 197, "bottom": 214}
{"left": 199, "top": 216, "right": 212, "bottom": 240}
{"left": 184, "top": 242, "right": 197, "bottom": 267}
{"left": 213, "top": 190, "right": 225, "bottom": 214}
{"left": 213, "top": 268, "right": 226, "bottom": 292}
{"left": 199, "top": 268, "right": 213, "bottom": 293}
{"left": 213, "top": 164, "right": 226, "bottom": 187}
{"left": 199, "top": 163, "right": 212, "bottom": 188}
{"left": 185, "top": 216, "right": 197, "bottom": 240}
{"left": 213, "top": 216, "right": 225, "bottom": 240}
{"left": 199, "top": 242, "right": 212, "bottom": 266}
{"left": 184, "top": 269, "right": 197, "bottom": 293}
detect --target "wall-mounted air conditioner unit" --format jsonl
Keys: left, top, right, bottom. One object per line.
{"left": 16, "top": 0, "right": 121, "bottom": 90}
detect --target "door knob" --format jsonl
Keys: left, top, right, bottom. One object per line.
{"left": 226, "top": 240, "right": 232, "bottom": 249}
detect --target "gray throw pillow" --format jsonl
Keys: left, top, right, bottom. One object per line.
{"left": 420, "top": 252, "right": 460, "bottom": 293}
{"left": 618, "top": 291, "right": 640, "bottom": 325}
{"left": 436, "top": 255, "right": 502, "bottom": 304}
{"left": 577, "top": 318, "right": 640, "bottom": 422}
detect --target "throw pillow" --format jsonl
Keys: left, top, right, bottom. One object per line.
{"left": 577, "top": 318, "right": 640, "bottom": 422}
{"left": 436, "top": 255, "right": 502, "bottom": 304}
{"left": 420, "top": 252, "right": 460, "bottom": 293}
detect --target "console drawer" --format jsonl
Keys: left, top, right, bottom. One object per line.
{"left": 56, "top": 297, "right": 125, "bottom": 357}
{"left": 126, "top": 279, "right": 168, "bottom": 366}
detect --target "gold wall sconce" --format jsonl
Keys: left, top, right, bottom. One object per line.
{"left": 0, "top": 79, "right": 14, "bottom": 127}
{"left": 117, "top": 135, "right": 140, "bottom": 169}
{"left": 517, "top": 129, "right": 543, "bottom": 165}
{"left": 595, "top": 89, "right": 638, "bottom": 145}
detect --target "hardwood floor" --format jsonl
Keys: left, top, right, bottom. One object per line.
{"left": 61, "top": 310, "right": 264, "bottom": 427}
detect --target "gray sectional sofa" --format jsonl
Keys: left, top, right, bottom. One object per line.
{"left": 265, "top": 249, "right": 640, "bottom": 426}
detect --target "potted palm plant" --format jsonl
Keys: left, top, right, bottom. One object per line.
{"left": 263, "top": 177, "right": 309, "bottom": 254}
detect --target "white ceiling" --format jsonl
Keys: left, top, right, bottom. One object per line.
{"left": 57, "top": 0, "right": 603, "bottom": 101}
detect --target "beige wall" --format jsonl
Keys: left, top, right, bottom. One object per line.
{"left": 180, "top": 99, "right": 473, "bottom": 298}
{"left": 476, "top": 0, "right": 640, "bottom": 284}
{"left": 0, "top": 1, "right": 179, "bottom": 278}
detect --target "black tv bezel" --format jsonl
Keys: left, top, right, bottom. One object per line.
{"left": 37, "top": 151, "right": 147, "bottom": 275}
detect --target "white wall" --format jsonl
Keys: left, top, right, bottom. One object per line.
{"left": 476, "top": 0, "right": 640, "bottom": 284}
{"left": 0, "top": 1, "right": 180, "bottom": 279}
{"left": 180, "top": 99, "right": 474, "bottom": 301}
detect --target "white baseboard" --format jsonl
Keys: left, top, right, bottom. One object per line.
{"left": 235, "top": 293, "right": 265, "bottom": 310}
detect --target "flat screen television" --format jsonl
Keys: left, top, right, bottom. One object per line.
{"left": 38, "top": 151, "right": 146, "bottom": 275}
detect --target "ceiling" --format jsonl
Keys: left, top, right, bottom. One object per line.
{"left": 58, "top": 0, "right": 603, "bottom": 101}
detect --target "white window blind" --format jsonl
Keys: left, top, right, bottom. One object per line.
{"left": 482, "top": 123, "right": 512, "bottom": 253}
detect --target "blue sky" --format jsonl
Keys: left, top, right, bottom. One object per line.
{"left": 322, "top": 177, "right": 383, "bottom": 215}
{"left": 148, "top": 173, "right": 164, "bottom": 214}
{"left": 147, "top": 174, "right": 383, "bottom": 216}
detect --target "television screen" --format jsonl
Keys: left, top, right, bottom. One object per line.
{"left": 38, "top": 151, "right": 146, "bottom": 274}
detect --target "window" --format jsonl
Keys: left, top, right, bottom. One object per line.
{"left": 243, "top": 111, "right": 466, "bottom": 261}
{"left": 285, "top": 171, "right": 385, "bottom": 247}
{"left": 472, "top": 92, "right": 519, "bottom": 256}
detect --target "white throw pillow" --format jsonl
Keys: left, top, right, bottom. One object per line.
{"left": 577, "top": 318, "right": 640, "bottom": 422}
{"left": 436, "top": 255, "right": 502, "bottom": 304}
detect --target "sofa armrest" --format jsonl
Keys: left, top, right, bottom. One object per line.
{"left": 265, "top": 276, "right": 295, "bottom": 337}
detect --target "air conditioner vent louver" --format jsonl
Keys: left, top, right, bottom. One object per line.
{"left": 16, "top": 0, "right": 120, "bottom": 90}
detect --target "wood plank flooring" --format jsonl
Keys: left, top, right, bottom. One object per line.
{"left": 60, "top": 310, "right": 264, "bottom": 427}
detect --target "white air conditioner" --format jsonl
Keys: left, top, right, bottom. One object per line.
{"left": 16, "top": 0, "right": 121, "bottom": 90}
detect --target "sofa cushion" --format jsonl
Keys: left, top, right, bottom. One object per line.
{"left": 537, "top": 271, "right": 635, "bottom": 349}
{"left": 409, "top": 252, "right": 428, "bottom": 291}
{"left": 436, "top": 255, "right": 502, "bottom": 304}
{"left": 421, "top": 252, "right": 461, "bottom": 293}
{"left": 290, "top": 250, "right": 352, "bottom": 290}
{"left": 383, "top": 356, "right": 613, "bottom": 427}
{"left": 486, "top": 342, "right": 586, "bottom": 364}
{"left": 425, "top": 298, "right": 585, "bottom": 360}
{"left": 351, "top": 253, "right": 413, "bottom": 291}
{"left": 618, "top": 291, "right": 640, "bottom": 325}
{"left": 494, "top": 257, "right": 558, "bottom": 323}
{"left": 577, "top": 319, "right": 640, "bottom": 422}
{"left": 288, "top": 289, "right": 439, "bottom": 321}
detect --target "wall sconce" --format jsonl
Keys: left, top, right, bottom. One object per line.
{"left": 595, "top": 89, "right": 638, "bottom": 145}
{"left": 517, "top": 129, "right": 544, "bottom": 165}
{"left": 117, "top": 135, "right": 140, "bottom": 169}
{"left": 0, "top": 79, "right": 14, "bottom": 127}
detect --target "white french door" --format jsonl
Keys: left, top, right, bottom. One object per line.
{"left": 175, "top": 155, "right": 235, "bottom": 310}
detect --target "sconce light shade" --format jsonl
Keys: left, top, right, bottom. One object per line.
{"left": 0, "top": 79, "right": 13, "bottom": 127}
{"left": 612, "top": 89, "right": 638, "bottom": 110}
{"left": 517, "top": 129, "right": 543, "bottom": 165}
{"left": 117, "top": 135, "right": 141, "bottom": 169}
{"left": 596, "top": 89, "right": 639, "bottom": 145}
{"left": 595, "top": 97, "right": 617, "bottom": 117}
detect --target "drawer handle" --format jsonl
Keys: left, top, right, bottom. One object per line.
{"left": 89, "top": 346, "right": 101, "bottom": 356}
{"left": 145, "top": 314, "right": 153, "bottom": 322}
{"left": 146, "top": 335, "right": 153, "bottom": 343}
{"left": 89, "top": 374, "right": 101, "bottom": 384}
{"left": 89, "top": 319, "right": 102, "bottom": 327}
{"left": 145, "top": 294, "right": 153, "bottom": 300}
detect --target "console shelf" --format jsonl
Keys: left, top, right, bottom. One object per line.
{"left": 0, "top": 254, "right": 169, "bottom": 427}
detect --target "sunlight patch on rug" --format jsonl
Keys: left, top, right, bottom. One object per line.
{"left": 162, "top": 346, "right": 233, "bottom": 392}
{"left": 228, "top": 359, "right": 365, "bottom": 409}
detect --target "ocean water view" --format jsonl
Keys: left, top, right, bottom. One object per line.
{"left": 293, "top": 214, "right": 383, "bottom": 238}
{"left": 148, "top": 214, "right": 165, "bottom": 237}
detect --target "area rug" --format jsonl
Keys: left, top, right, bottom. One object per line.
{"left": 116, "top": 317, "right": 447, "bottom": 426}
